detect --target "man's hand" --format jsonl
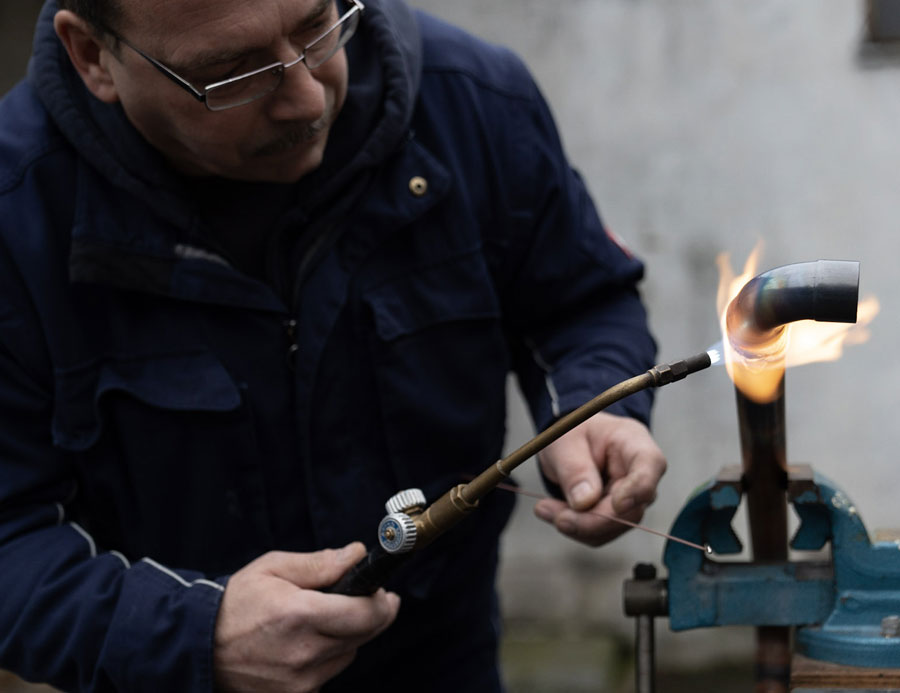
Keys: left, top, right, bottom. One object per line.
{"left": 213, "top": 543, "right": 400, "bottom": 693}
{"left": 534, "top": 411, "right": 666, "bottom": 546}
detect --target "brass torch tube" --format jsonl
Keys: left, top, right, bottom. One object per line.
{"left": 415, "top": 371, "right": 658, "bottom": 548}
{"left": 735, "top": 379, "right": 791, "bottom": 693}
{"left": 414, "top": 353, "right": 713, "bottom": 548}
{"left": 333, "top": 354, "right": 712, "bottom": 596}
{"left": 460, "top": 372, "right": 657, "bottom": 506}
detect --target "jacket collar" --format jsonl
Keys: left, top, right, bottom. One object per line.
{"left": 65, "top": 128, "right": 451, "bottom": 313}
{"left": 29, "top": 0, "right": 426, "bottom": 302}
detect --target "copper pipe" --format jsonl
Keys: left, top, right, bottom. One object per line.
{"left": 726, "top": 260, "right": 859, "bottom": 356}
{"left": 736, "top": 382, "right": 791, "bottom": 692}
{"left": 726, "top": 260, "right": 859, "bottom": 693}
{"left": 736, "top": 380, "right": 788, "bottom": 566}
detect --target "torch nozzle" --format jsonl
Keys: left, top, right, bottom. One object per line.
{"left": 647, "top": 352, "right": 713, "bottom": 385}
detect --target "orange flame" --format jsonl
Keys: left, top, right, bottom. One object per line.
{"left": 717, "top": 244, "right": 879, "bottom": 403}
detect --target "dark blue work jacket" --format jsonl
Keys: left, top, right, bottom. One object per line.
{"left": 0, "top": 1, "right": 656, "bottom": 690}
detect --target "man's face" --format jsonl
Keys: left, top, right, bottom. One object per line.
{"left": 102, "top": 0, "right": 350, "bottom": 182}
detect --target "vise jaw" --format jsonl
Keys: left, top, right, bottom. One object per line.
{"left": 662, "top": 465, "right": 900, "bottom": 668}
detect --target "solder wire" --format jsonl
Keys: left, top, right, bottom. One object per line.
{"left": 492, "top": 481, "right": 710, "bottom": 554}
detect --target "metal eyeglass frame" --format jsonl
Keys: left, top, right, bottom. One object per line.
{"left": 112, "top": 0, "right": 364, "bottom": 111}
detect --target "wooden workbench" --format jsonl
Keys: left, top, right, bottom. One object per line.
{"left": 791, "top": 653, "right": 900, "bottom": 691}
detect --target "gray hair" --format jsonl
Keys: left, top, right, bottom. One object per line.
{"left": 56, "top": 0, "right": 123, "bottom": 35}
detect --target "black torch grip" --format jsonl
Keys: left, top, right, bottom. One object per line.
{"left": 324, "top": 544, "right": 410, "bottom": 596}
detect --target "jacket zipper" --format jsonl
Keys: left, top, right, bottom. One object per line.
{"left": 283, "top": 318, "right": 299, "bottom": 369}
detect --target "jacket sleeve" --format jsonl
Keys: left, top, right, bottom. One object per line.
{"left": 0, "top": 249, "right": 225, "bottom": 692}
{"left": 493, "top": 61, "right": 658, "bottom": 433}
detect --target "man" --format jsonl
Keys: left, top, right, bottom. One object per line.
{"left": 0, "top": 0, "right": 665, "bottom": 690}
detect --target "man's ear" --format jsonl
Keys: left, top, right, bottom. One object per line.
{"left": 53, "top": 10, "right": 120, "bottom": 103}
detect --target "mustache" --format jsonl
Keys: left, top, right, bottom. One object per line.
{"left": 254, "top": 115, "right": 330, "bottom": 157}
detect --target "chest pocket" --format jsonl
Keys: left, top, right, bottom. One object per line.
{"left": 53, "top": 350, "right": 241, "bottom": 451}
{"left": 365, "top": 251, "right": 501, "bottom": 342}
{"left": 358, "top": 249, "right": 516, "bottom": 600}
{"left": 362, "top": 249, "right": 509, "bottom": 488}
{"left": 52, "top": 349, "right": 272, "bottom": 574}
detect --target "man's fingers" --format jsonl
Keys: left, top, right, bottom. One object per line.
{"left": 239, "top": 545, "right": 400, "bottom": 640}
{"left": 610, "top": 467, "right": 662, "bottom": 515}
{"left": 260, "top": 543, "right": 368, "bottom": 590}
{"left": 609, "top": 448, "right": 666, "bottom": 514}
{"left": 300, "top": 650, "right": 358, "bottom": 692}
{"left": 214, "top": 545, "right": 400, "bottom": 693}
{"left": 538, "top": 424, "right": 603, "bottom": 511}
{"left": 304, "top": 589, "right": 401, "bottom": 640}
{"left": 598, "top": 417, "right": 666, "bottom": 514}
{"left": 534, "top": 495, "right": 649, "bottom": 547}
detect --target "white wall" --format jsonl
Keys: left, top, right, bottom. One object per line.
{"left": 409, "top": 0, "right": 900, "bottom": 670}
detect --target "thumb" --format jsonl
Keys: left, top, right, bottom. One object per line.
{"left": 538, "top": 428, "right": 603, "bottom": 511}
{"left": 262, "top": 542, "right": 367, "bottom": 590}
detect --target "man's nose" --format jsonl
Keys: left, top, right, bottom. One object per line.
{"left": 266, "top": 59, "right": 327, "bottom": 121}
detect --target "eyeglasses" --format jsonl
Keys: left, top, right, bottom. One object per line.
{"left": 114, "top": 0, "right": 364, "bottom": 112}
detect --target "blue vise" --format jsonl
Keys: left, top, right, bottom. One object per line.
{"left": 664, "top": 464, "right": 900, "bottom": 668}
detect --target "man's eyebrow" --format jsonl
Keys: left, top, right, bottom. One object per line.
{"left": 176, "top": 48, "right": 252, "bottom": 73}
{"left": 303, "top": 0, "right": 333, "bottom": 26}
{"left": 173, "top": 0, "right": 334, "bottom": 73}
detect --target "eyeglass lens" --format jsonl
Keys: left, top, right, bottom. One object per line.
{"left": 205, "top": 2, "right": 361, "bottom": 111}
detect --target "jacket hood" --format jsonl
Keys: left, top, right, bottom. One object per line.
{"left": 28, "top": 0, "right": 423, "bottom": 229}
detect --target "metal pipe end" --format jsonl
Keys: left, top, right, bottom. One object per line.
{"left": 812, "top": 259, "right": 859, "bottom": 324}
{"left": 725, "top": 259, "right": 860, "bottom": 354}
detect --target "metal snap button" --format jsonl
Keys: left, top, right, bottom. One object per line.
{"left": 408, "top": 176, "right": 428, "bottom": 197}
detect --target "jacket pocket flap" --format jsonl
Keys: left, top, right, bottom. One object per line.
{"left": 365, "top": 251, "right": 500, "bottom": 341}
{"left": 53, "top": 350, "right": 242, "bottom": 451}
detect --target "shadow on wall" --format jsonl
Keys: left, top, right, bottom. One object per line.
{"left": 0, "top": 2, "right": 45, "bottom": 96}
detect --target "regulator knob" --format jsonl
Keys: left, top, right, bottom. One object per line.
{"left": 384, "top": 488, "right": 427, "bottom": 515}
{"left": 378, "top": 512, "right": 417, "bottom": 554}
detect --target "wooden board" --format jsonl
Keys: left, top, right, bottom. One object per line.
{"left": 791, "top": 653, "right": 900, "bottom": 690}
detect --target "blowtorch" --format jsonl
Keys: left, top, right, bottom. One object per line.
{"left": 329, "top": 351, "right": 714, "bottom": 596}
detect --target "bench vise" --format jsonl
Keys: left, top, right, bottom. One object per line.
{"left": 624, "top": 463, "right": 900, "bottom": 691}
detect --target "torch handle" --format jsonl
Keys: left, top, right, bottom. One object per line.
{"left": 324, "top": 545, "right": 410, "bottom": 596}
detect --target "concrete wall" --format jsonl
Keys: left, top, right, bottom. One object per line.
{"left": 406, "top": 0, "right": 900, "bottom": 676}
{"left": 0, "top": 3, "right": 43, "bottom": 95}
{"left": 3, "top": 0, "right": 899, "bottom": 687}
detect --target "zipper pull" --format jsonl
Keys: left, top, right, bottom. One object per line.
{"left": 283, "top": 318, "right": 298, "bottom": 369}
